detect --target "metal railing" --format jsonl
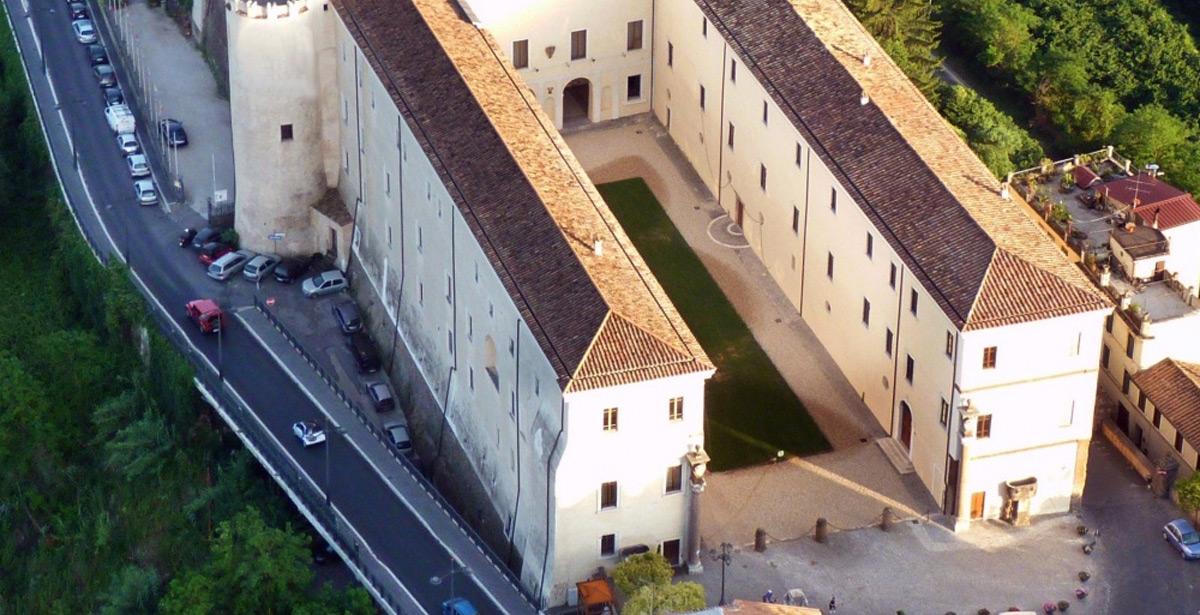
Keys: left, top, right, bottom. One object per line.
{"left": 252, "top": 295, "right": 537, "bottom": 607}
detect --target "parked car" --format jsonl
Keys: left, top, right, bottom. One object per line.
{"left": 242, "top": 253, "right": 280, "bottom": 282}
{"left": 69, "top": 2, "right": 88, "bottom": 19}
{"left": 185, "top": 299, "right": 224, "bottom": 334}
{"left": 273, "top": 253, "right": 320, "bottom": 284}
{"left": 383, "top": 421, "right": 412, "bottom": 455}
{"left": 332, "top": 300, "right": 362, "bottom": 334}
{"left": 178, "top": 227, "right": 197, "bottom": 247}
{"left": 198, "top": 242, "right": 233, "bottom": 266}
{"left": 93, "top": 64, "right": 116, "bottom": 88}
{"left": 116, "top": 132, "right": 139, "bottom": 156}
{"left": 1164, "top": 519, "right": 1200, "bottom": 560}
{"left": 191, "top": 227, "right": 227, "bottom": 249}
{"left": 87, "top": 43, "right": 107, "bottom": 65}
{"left": 126, "top": 153, "right": 150, "bottom": 178}
{"left": 442, "top": 598, "right": 478, "bottom": 615}
{"left": 346, "top": 331, "right": 380, "bottom": 373}
{"left": 133, "top": 179, "right": 157, "bottom": 205}
{"left": 366, "top": 381, "right": 394, "bottom": 412}
{"left": 103, "top": 86, "right": 123, "bottom": 106}
{"left": 105, "top": 104, "right": 135, "bottom": 134}
{"left": 159, "top": 118, "right": 188, "bottom": 147}
{"left": 301, "top": 270, "right": 347, "bottom": 298}
{"left": 292, "top": 420, "right": 326, "bottom": 447}
{"left": 71, "top": 19, "right": 96, "bottom": 44}
{"left": 207, "top": 249, "right": 255, "bottom": 281}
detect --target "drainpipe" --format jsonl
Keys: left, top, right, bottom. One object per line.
{"left": 431, "top": 367, "right": 457, "bottom": 481}
{"left": 537, "top": 396, "right": 567, "bottom": 607}
{"left": 889, "top": 268, "right": 906, "bottom": 435}
{"left": 387, "top": 120, "right": 406, "bottom": 373}
{"left": 506, "top": 317, "right": 523, "bottom": 570}
{"left": 345, "top": 49, "right": 365, "bottom": 276}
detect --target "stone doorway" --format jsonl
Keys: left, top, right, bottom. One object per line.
{"left": 563, "top": 78, "right": 591, "bottom": 129}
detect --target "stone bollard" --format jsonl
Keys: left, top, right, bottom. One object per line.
{"left": 881, "top": 506, "right": 894, "bottom": 531}
{"left": 754, "top": 528, "right": 767, "bottom": 552}
{"left": 814, "top": 517, "right": 828, "bottom": 543}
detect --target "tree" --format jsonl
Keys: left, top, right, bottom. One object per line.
{"left": 292, "top": 585, "right": 377, "bottom": 615}
{"left": 938, "top": 84, "right": 1043, "bottom": 177}
{"left": 946, "top": 0, "right": 1041, "bottom": 74}
{"left": 612, "top": 552, "right": 673, "bottom": 596}
{"left": 623, "top": 582, "right": 706, "bottom": 615}
{"left": 846, "top": 0, "right": 942, "bottom": 100}
{"left": 1111, "top": 104, "right": 1191, "bottom": 167}
{"left": 99, "top": 565, "right": 161, "bottom": 615}
{"left": 1176, "top": 472, "right": 1200, "bottom": 513}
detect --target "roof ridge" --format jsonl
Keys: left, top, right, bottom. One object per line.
{"left": 566, "top": 312, "right": 713, "bottom": 393}
{"left": 966, "top": 248, "right": 1110, "bottom": 330}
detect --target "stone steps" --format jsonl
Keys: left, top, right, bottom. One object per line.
{"left": 876, "top": 437, "right": 915, "bottom": 475}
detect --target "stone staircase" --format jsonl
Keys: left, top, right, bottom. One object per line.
{"left": 876, "top": 437, "right": 915, "bottom": 475}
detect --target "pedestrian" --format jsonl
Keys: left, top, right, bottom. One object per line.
{"left": 828, "top": 595, "right": 837, "bottom": 612}
{"left": 762, "top": 589, "right": 775, "bottom": 604}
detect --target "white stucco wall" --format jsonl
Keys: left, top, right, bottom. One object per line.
{"left": 1163, "top": 222, "right": 1200, "bottom": 295}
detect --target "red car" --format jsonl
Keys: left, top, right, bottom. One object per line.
{"left": 198, "top": 242, "right": 233, "bottom": 266}
{"left": 186, "top": 299, "right": 224, "bottom": 334}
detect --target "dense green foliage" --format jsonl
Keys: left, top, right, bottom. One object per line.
{"left": 1176, "top": 472, "right": 1200, "bottom": 513}
{"left": 0, "top": 11, "right": 370, "bottom": 613}
{"left": 939, "top": 84, "right": 1044, "bottom": 176}
{"left": 846, "top": 0, "right": 943, "bottom": 101}
{"left": 612, "top": 552, "right": 674, "bottom": 596}
{"left": 941, "top": 0, "right": 1200, "bottom": 192}
{"left": 623, "top": 582, "right": 707, "bottom": 615}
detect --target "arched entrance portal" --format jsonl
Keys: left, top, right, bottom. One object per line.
{"left": 563, "top": 78, "right": 591, "bottom": 128}
{"left": 899, "top": 401, "right": 913, "bottom": 451}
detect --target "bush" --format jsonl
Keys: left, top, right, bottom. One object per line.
{"left": 622, "top": 581, "right": 705, "bottom": 615}
{"left": 1176, "top": 472, "right": 1200, "bottom": 512}
{"left": 612, "top": 552, "right": 673, "bottom": 596}
{"left": 219, "top": 228, "right": 239, "bottom": 248}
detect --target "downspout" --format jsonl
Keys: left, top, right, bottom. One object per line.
{"left": 889, "top": 268, "right": 906, "bottom": 435}
{"left": 943, "top": 330, "right": 961, "bottom": 513}
{"left": 537, "top": 395, "right": 567, "bottom": 607}
{"left": 797, "top": 146, "right": 812, "bottom": 314}
{"left": 387, "top": 120, "right": 406, "bottom": 373}
{"left": 648, "top": 0, "right": 656, "bottom": 112}
{"left": 345, "top": 49, "right": 365, "bottom": 276}
{"left": 432, "top": 367, "right": 457, "bottom": 480}
{"left": 715, "top": 43, "right": 728, "bottom": 205}
{"left": 506, "top": 317, "right": 523, "bottom": 569}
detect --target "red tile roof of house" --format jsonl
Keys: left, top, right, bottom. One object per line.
{"left": 1134, "top": 359, "right": 1200, "bottom": 452}
{"left": 1073, "top": 165, "right": 1101, "bottom": 189}
{"left": 1101, "top": 173, "right": 1200, "bottom": 229}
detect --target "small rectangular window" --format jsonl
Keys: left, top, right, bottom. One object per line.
{"left": 699, "top": 85, "right": 706, "bottom": 110}
{"left": 448, "top": 329, "right": 454, "bottom": 353}
{"left": 600, "top": 481, "right": 618, "bottom": 509}
{"left": 512, "top": 39, "right": 529, "bottom": 69}
{"left": 627, "top": 74, "right": 642, "bottom": 100}
{"left": 1137, "top": 390, "right": 1147, "bottom": 411}
{"left": 730, "top": 58, "right": 737, "bottom": 82}
{"left": 885, "top": 328, "right": 893, "bottom": 356}
{"left": 1123, "top": 370, "right": 1132, "bottom": 395}
{"left": 280, "top": 124, "right": 294, "bottom": 141}
{"left": 830, "top": 188, "right": 837, "bottom": 212}
{"left": 571, "top": 30, "right": 587, "bottom": 60}
{"left": 446, "top": 274, "right": 453, "bottom": 304}
{"left": 1176, "top": 431, "right": 1185, "bottom": 453}
{"left": 1153, "top": 408, "right": 1162, "bottom": 428}
{"left": 889, "top": 263, "right": 897, "bottom": 289}
{"left": 702, "top": 16, "right": 708, "bottom": 37}
{"left": 976, "top": 415, "right": 992, "bottom": 438}
{"left": 668, "top": 396, "right": 683, "bottom": 421}
{"left": 667, "top": 42, "right": 674, "bottom": 67}
{"left": 862, "top": 298, "right": 871, "bottom": 327}
{"left": 385, "top": 171, "right": 391, "bottom": 196}
{"left": 792, "top": 207, "right": 800, "bottom": 234}
{"left": 759, "top": 164, "right": 767, "bottom": 191}
{"left": 1105, "top": 314, "right": 1114, "bottom": 333}
{"left": 387, "top": 225, "right": 393, "bottom": 248}
{"left": 1101, "top": 344, "right": 1110, "bottom": 368}
{"left": 866, "top": 233, "right": 873, "bottom": 258}
{"left": 982, "top": 346, "right": 997, "bottom": 369}
{"left": 910, "top": 289, "right": 919, "bottom": 315}
{"left": 600, "top": 534, "right": 616, "bottom": 557}
{"left": 905, "top": 355, "right": 915, "bottom": 383}
{"left": 940, "top": 398, "right": 950, "bottom": 427}
{"left": 795, "top": 143, "right": 803, "bottom": 167}
{"left": 945, "top": 332, "right": 955, "bottom": 357}
{"left": 665, "top": 465, "right": 683, "bottom": 494}
{"left": 727, "top": 123, "right": 735, "bottom": 149}
{"left": 602, "top": 407, "right": 619, "bottom": 432}
{"left": 762, "top": 101, "right": 768, "bottom": 125}
{"left": 627, "top": 20, "right": 644, "bottom": 51}
{"left": 826, "top": 252, "right": 834, "bottom": 280}
{"left": 1125, "top": 333, "right": 1135, "bottom": 359}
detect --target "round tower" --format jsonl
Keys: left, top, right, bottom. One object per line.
{"left": 227, "top": 0, "right": 326, "bottom": 256}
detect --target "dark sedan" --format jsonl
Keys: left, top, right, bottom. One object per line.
{"left": 93, "top": 64, "right": 116, "bottom": 88}
{"left": 273, "top": 253, "right": 321, "bottom": 284}
{"left": 69, "top": 2, "right": 88, "bottom": 19}
{"left": 103, "top": 86, "right": 123, "bottom": 106}
{"left": 159, "top": 118, "right": 188, "bottom": 147}
{"left": 332, "top": 300, "right": 362, "bottom": 334}
{"left": 346, "top": 331, "right": 381, "bottom": 373}
{"left": 87, "top": 43, "right": 107, "bottom": 65}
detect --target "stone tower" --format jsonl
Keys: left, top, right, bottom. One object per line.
{"left": 227, "top": 0, "right": 327, "bottom": 256}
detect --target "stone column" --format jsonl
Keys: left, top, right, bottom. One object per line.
{"left": 954, "top": 409, "right": 978, "bottom": 532}
{"left": 686, "top": 478, "right": 705, "bottom": 573}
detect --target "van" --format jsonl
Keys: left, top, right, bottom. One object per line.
{"left": 105, "top": 104, "right": 135, "bottom": 134}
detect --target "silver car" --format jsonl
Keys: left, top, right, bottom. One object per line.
{"left": 72, "top": 19, "right": 96, "bottom": 44}
{"left": 301, "top": 270, "right": 348, "bottom": 297}
{"left": 292, "top": 421, "right": 327, "bottom": 447}
{"left": 242, "top": 254, "right": 281, "bottom": 281}
{"left": 383, "top": 421, "right": 412, "bottom": 456}
{"left": 126, "top": 154, "right": 150, "bottom": 178}
{"left": 117, "top": 132, "right": 140, "bottom": 156}
{"left": 206, "top": 249, "right": 255, "bottom": 281}
{"left": 133, "top": 179, "right": 157, "bottom": 205}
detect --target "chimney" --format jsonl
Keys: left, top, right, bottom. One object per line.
{"left": 862, "top": 51, "right": 872, "bottom": 67}
{"left": 860, "top": 91, "right": 870, "bottom": 106}
{"left": 999, "top": 184, "right": 1010, "bottom": 200}
{"left": 1153, "top": 208, "right": 1161, "bottom": 229}
{"left": 1099, "top": 267, "right": 1112, "bottom": 287}
{"left": 1120, "top": 293, "right": 1133, "bottom": 310}
{"left": 593, "top": 238, "right": 604, "bottom": 257}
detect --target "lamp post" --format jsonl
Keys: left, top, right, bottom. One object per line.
{"left": 685, "top": 446, "right": 710, "bottom": 574}
{"left": 430, "top": 556, "right": 469, "bottom": 604}
{"left": 715, "top": 542, "right": 733, "bottom": 606}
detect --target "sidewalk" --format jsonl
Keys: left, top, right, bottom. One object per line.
{"left": 96, "top": 0, "right": 235, "bottom": 217}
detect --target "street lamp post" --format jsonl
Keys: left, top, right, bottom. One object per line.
{"left": 715, "top": 542, "right": 733, "bottom": 606}
{"left": 430, "top": 556, "right": 469, "bottom": 604}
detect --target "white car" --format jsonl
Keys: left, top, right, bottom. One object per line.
{"left": 133, "top": 179, "right": 157, "bottom": 205}
{"left": 292, "top": 421, "right": 326, "bottom": 447}
{"left": 242, "top": 253, "right": 280, "bottom": 281}
{"left": 206, "top": 249, "right": 255, "bottom": 281}
{"left": 72, "top": 19, "right": 97, "bottom": 44}
{"left": 126, "top": 154, "right": 150, "bottom": 178}
{"left": 117, "top": 132, "right": 140, "bottom": 156}
{"left": 301, "top": 270, "right": 348, "bottom": 297}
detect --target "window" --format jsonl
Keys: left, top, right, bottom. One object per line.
{"left": 983, "top": 346, "right": 997, "bottom": 369}
{"left": 699, "top": 85, "right": 706, "bottom": 110}
{"left": 627, "top": 74, "right": 642, "bottom": 100}
{"left": 730, "top": 59, "right": 737, "bottom": 82}
{"left": 795, "top": 143, "right": 803, "bottom": 168}
{"left": 889, "top": 263, "right": 897, "bottom": 289}
{"left": 602, "top": 407, "right": 618, "bottom": 432}
{"left": 759, "top": 164, "right": 767, "bottom": 191}
{"left": 702, "top": 16, "right": 708, "bottom": 37}
{"left": 447, "top": 329, "right": 454, "bottom": 353}
{"left": 940, "top": 398, "right": 950, "bottom": 426}
{"left": 446, "top": 274, "right": 453, "bottom": 304}
{"left": 727, "top": 123, "right": 735, "bottom": 148}
{"left": 762, "top": 101, "right": 768, "bottom": 125}
{"left": 512, "top": 39, "right": 529, "bottom": 69}
{"left": 945, "top": 332, "right": 955, "bottom": 358}
{"left": 667, "top": 42, "right": 674, "bottom": 67}
{"left": 885, "top": 328, "right": 893, "bottom": 356}
{"left": 792, "top": 207, "right": 800, "bottom": 234}
{"left": 1101, "top": 345, "right": 1110, "bottom": 368}
{"left": 1125, "top": 333, "right": 1135, "bottom": 359}
{"left": 280, "top": 124, "right": 293, "bottom": 141}
{"left": 600, "top": 481, "right": 618, "bottom": 509}
{"left": 1138, "top": 391, "right": 1147, "bottom": 411}
{"left": 861, "top": 298, "right": 871, "bottom": 326}
{"left": 1176, "top": 432, "right": 1185, "bottom": 453}
{"left": 417, "top": 226, "right": 423, "bottom": 252}
{"left": 385, "top": 171, "right": 391, "bottom": 196}
{"left": 418, "top": 282, "right": 423, "bottom": 305}
{"left": 1105, "top": 314, "right": 1113, "bottom": 333}
{"left": 905, "top": 355, "right": 915, "bottom": 383}
{"left": 826, "top": 252, "right": 834, "bottom": 279}
{"left": 830, "top": 188, "right": 837, "bottom": 212}
{"left": 571, "top": 30, "right": 587, "bottom": 60}
{"left": 976, "top": 414, "right": 992, "bottom": 438}
{"left": 665, "top": 465, "right": 683, "bottom": 494}
{"left": 668, "top": 396, "right": 683, "bottom": 421}
{"left": 1122, "top": 370, "right": 1132, "bottom": 395}
{"left": 600, "top": 534, "right": 616, "bottom": 557}
{"left": 866, "top": 233, "right": 873, "bottom": 258}
{"left": 627, "top": 20, "right": 644, "bottom": 51}
{"left": 387, "top": 225, "right": 393, "bottom": 248}
{"left": 1153, "top": 408, "right": 1162, "bottom": 428}
{"left": 909, "top": 289, "right": 919, "bottom": 315}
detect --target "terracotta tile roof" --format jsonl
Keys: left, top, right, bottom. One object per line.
{"left": 567, "top": 314, "right": 713, "bottom": 392}
{"left": 332, "top": 0, "right": 711, "bottom": 388}
{"left": 725, "top": 600, "right": 823, "bottom": 615}
{"left": 1102, "top": 173, "right": 1200, "bottom": 230}
{"left": 1073, "top": 165, "right": 1101, "bottom": 190}
{"left": 1134, "top": 359, "right": 1200, "bottom": 451}
{"left": 696, "top": 0, "right": 1110, "bottom": 328}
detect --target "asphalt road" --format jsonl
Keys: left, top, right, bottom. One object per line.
{"left": 6, "top": 2, "right": 533, "bottom": 613}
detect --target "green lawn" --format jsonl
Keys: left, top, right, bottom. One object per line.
{"left": 597, "top": 178, "right": 829, "bottom": 470}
